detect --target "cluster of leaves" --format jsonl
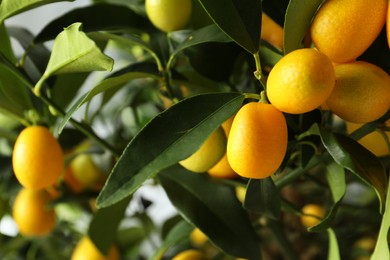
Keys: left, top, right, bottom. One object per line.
{"left": 0, "top": 0, "right": 389, "bottom": 259}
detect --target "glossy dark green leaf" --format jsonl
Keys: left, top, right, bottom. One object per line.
{"left": 150, "top": 220, "right": 193, "bottom": 260}
{"left": 309, "top": 162, "right": 345, "bottom": 232}
{"left": 0, "top": 60, "right": 33, "bottom": 118}
{"left": 317, "top": 126, "right": 387, "bottom": 213}
{"left": 158, "top": 165, "right": 261, "bottom": 259}
{"left": 96, "top": 92, "right": 244, "bottom": 208}
{"left": 284, "top": 0, "right": 324, "bottom": 54}
{"left": 244, "top": 178, "right": 281, "bottom": 220}
{"left": 0, "top": 0, "right": 74, "bottom": 23}
{"left": 34, "top": 3, "right": 153, "bottom": 43}
{"left": 88, "top": 196, "right": 130, "bottom": 254}
{"left": 198, "top": 0, "right": 261, "bottom": 54}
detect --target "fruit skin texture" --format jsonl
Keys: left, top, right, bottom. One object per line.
{"left": 266, "top": 48, "right": 335, "bottom": 114}
{"left": 300, "top": 204, "right": 325, "bottom": 228}
{"left": 208, "top": 117, "right": 238, "bottom": 179}
{"left": 326, "top": 61, "right": 390, "bottom": 123}
{"left": 179, "top": 127, "right": 226, "bottom": 173}
{"left": 71, "top": 236, "right": 119, "bottom": 260}
{"left": 227, "top": 102, "right": 287, "bottom": 179}
{"left": 145, "top": 0, "right": 192, "bottom": 32}
{"left": 310, "top": 0, "right": 388, "bottom": 63}
{"left": 173, "top": 249, "right": 208, "bottom": 260}
{"left": 12, "top": 188, "right": 56, "bottom": 237}
{"left": 12, "top": 126, "right": 64, "bottom": 189}
{"left": 346, "top": 120, "right": 390, "bottom": 157}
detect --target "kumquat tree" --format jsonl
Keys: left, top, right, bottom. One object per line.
{"left": 0, "top": 0, "right": 389, "bottom": 259}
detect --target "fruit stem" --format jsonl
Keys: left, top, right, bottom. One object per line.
{"left": 258, "top": 91, "right": 268, "bottom": 104}
{"left": 243, "top": 93, "right": 262, "bottom": 100}
{"left": 160, "top": 69, "right": 178, "bottom": 104}
{"left": 253, "top": 52, "right": 267, "bottom": 89}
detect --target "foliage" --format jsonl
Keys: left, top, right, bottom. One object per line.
{"left": 0, "top": 0, "right": 389, "bottom": 259}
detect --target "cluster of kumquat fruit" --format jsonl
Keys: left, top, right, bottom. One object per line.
{"left": 1, "top": 0, "right": 389, "bottom": 258}
{"left": 169, "top": 2, "right": 389, "bottom": 256}
{"left": 179, "top": 0, "right": 390, "bottom": 183}
{"left": 11, "top": 125, "right": 63, "bottom": 237}
{"left": 10, "top": 124, "right": 118, "bottom": 259}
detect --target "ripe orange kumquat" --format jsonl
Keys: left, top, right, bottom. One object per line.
{"left": 227, "top": 102, "right": 287, "bottom": 179}
{"left": 326, "top": 61, "right": 390, "bottom": 123}
{"left": 12, "top": 188, "right": 56, "bottom": 237}
{"left": 12, "top": 125, "right": 64, "bottom": 190}
{"left": 266, "top": 48, "right": 335, "bottom": 114}
{"left": 310, "top": 0, "right": 387, "bottom": 63}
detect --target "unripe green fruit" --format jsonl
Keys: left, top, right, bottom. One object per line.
{"left": 70, "top": 154, "right": 106, "bottom": 189}
{"left": 145, "top": 0, "right": 192, "bottom": 32}
{"left": 179, "top": 127, "right": 226, "bottom": 173}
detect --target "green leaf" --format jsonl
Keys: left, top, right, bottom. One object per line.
{"left": 57, "top": 65, "right": 158, "bottom": 133}
{"left": 96, "top": 92, "right": 244, "bottom": 208}
{"left": 158, "top": 165, "right": 261, "bottom": 260}
{"left": 34, "top": 3, "right": 153, "bottom": 43}
{"left": 149, "top": 220, "right": 193, "bottom": 260}
{"left": 0, "top": 0, "right": 74, "bottom": 24}
{"left": 284, "top": 0, "right": 324, "bottom": 54}
{"left": 88, "top": 196, "right": 130, "bottom": 254}
{"left": 244, "top": 178, "right": 281, "bottom": 220}
{"left": 326, "top": 162, "right": 346, "bottom": 203}
{"left": 327, "top": 228, "right": 341, "bottom": 260}
{"left": 0, "top": 60, "right": 33, "bottom": 118}
{"left": 371, "top": 178, "right": 390, "bottom": 260}
{"left": 0, "top": 23, "right": 16, "bottom": 63}
{"left": 309, "top": 162, "right": 346, "bottom": 232}
{"left": 318, "top": 127, "right": 387, "bottom": 213}
{"left": 198, "top": 0, "right": 261, "bottom": 54}
{"left": 48, "top": 22, "right": 113, "bottom": 74}
{"left": 35, "top": 22, "right": 114, "bottom": 95}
